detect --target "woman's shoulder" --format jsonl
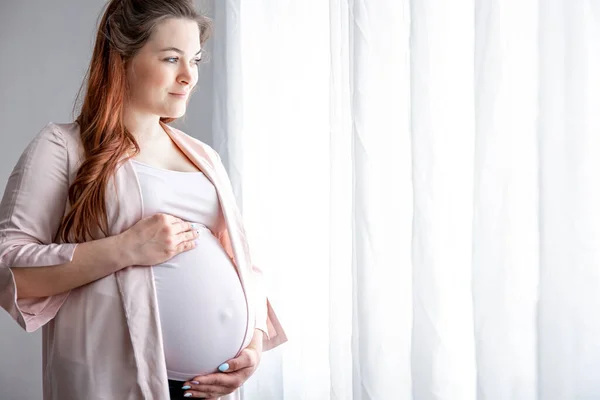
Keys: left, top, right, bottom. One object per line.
{"left": 36, "top": 122, "right": 84, "bottom": 159}
{"left": 46, "top": 121, "right": 80, "bottom": 140}
{"left": 33, "top": 121, "right": 81, "bottom": 148}
{"left": 21, "top": 122, "right": 80, "bottom": 153}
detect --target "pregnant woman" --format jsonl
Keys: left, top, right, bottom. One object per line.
{"left": 0, "top": 0, "right": 286, "bottom": 399}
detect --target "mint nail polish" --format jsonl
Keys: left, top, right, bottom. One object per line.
{"left": 181, "top": 385, "right": 191, "bottom": 390}
{"left": 218, "top": 362, "right": 229, "bottom": 372}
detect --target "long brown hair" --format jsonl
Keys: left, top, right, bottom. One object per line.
{"left": 57, "top": 0, "right": 211, "bottom": 243}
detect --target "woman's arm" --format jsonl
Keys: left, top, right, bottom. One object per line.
{"left": 10, "top": 234, "right": 131, "bottom": 299}
{"left": 0, "top": 123, "right": 126, "bottom": 330}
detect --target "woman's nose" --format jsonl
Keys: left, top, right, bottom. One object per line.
{"left": 178, "top": 66, "right": 194, "bottom": 86}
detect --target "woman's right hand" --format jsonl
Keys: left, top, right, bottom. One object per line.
{"left": 117, "top": 213, "right": 199, "bottom": 267}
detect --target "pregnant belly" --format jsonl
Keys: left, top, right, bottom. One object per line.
{"left": 152, "top": 227, "right": 249, "bottom": 380}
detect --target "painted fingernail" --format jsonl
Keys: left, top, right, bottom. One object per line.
{"left": 181, "top": 385, "right": 191, "bottom": 390}
{"left": 218, "top": 362, "right": 229, "bottom": 372}
{"left": 190, "top": 223, "right": 197, "bottom": 229}
{"left": 184, "top": 394, "right": 192, "bottom": 398}
{"left": 191, "top": 381, "right": 199, "bottom": 385}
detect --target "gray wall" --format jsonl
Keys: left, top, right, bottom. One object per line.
{"left": 0, "top": 1, "right": 214, "bottom": 398}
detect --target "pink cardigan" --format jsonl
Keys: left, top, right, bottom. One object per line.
{"left": 0, "top": 122, "right": 287, "bottom": 399}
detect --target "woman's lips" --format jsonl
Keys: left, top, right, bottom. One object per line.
{"left": 169, "top": 93, "right": 187, "bottom": 99}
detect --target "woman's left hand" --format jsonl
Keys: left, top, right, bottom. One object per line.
{"left": 181, "top": 329, "right": 264, "bottom": 399}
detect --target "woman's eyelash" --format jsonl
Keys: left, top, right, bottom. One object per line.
{"left": 165, "top": 57, "right": 202, "bottom": 64}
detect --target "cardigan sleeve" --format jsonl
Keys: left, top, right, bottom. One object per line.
{"left": 0, "top": 123, "right": 78, "bottom": 332}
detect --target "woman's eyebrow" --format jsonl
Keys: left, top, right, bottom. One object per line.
{"left": 159, "top": 47, "right": 202, "bottom": 55}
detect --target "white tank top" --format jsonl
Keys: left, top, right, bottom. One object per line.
{"left": 131, "top": 159, "right": 250, "bottom": 381}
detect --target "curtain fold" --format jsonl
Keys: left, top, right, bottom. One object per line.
{"left": 538, "top": 1, "right": 600, "bottom": 399}
{"left": 210, "top": 0, "right": 600, "bottom": 398}
{"left": 472, "top": 1, "right": 539, "bottom": 400}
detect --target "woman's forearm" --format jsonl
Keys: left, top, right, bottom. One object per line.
{"left": 10, "top": 234, "right": 131, "bottom": 299}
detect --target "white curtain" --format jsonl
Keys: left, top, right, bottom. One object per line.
{"left": 210, "top": 0, "right": 600, "bottom": 399}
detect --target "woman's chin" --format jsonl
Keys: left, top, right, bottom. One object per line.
{"left": 163, "top": 107, "right": 186, "bottom": 119}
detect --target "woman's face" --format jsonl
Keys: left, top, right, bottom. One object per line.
{"left": 126, "top": 17, "right": 202, "bottom": 119}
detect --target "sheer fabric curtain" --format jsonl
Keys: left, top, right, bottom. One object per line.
{"left": 210, "top": 0, "right": 600, "bottom": 399}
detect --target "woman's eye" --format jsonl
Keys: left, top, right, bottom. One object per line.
{"left": 165, "top": 57, "right": 201, "bottom": 65}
